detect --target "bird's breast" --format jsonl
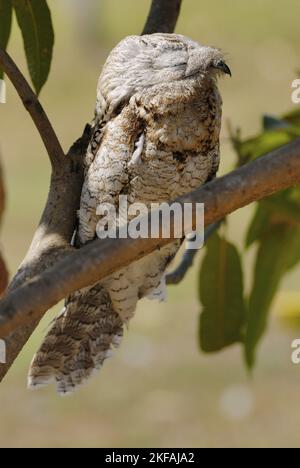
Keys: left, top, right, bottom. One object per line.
{"left": 146, "top": 99, "right": 220, "bottom": 154}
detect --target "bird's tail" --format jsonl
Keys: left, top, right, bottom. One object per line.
{"left": 28, "top": 284, "right": 124, "bottom": 395}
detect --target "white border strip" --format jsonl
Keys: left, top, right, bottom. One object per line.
{"left": 0, "top": 79, "right": 6, "bottom": 104}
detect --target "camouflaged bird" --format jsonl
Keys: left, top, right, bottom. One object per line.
{"left": 28, "top": 34, "right": 231, "bottom": 394}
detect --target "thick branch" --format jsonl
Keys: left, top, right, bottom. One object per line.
{"left": 1, "top": 138, "right": 300, "bottom": 341}
{"left": 10, "top": 125, "right": 91, "bottom": 290}
{"left": 143, "top": 0, "right": 182, "bottom": 34}
{"left": 0, "top": 126, "right": 90, "bottom": 381}
{"left": 0, "top": 48, "right": 65, "bottom": 172}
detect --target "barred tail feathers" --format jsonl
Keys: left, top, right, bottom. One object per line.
{"left": 28, "top": 284, "right": 124, "bottom": 395}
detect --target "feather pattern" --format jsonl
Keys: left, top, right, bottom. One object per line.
{"left": 28, "top": 33, "right": 228, "bottom": 394}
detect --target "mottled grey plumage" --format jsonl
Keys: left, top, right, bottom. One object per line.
{"left": 28, "top": 33, "right": 230, "bottom": 394}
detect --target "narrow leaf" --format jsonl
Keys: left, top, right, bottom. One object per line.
{"left": 246, "top": 191, "right": 300, "bottom": 248}
{"left": 283, "top": 109, "right": 300, "bottom": 127}
{"left": 199, "top": 233, "right": 246, "bottom": 352}
{"left": 263, "top": 114, "right": 290, "bottom": 131}
{"left": 0, "top": 0, "right": 12, "bottom": 78}
{"left": 245, "top": 225, "right": 300, "bottom": 369}
{"left": 263, "top": 196, "right": 300, "bottom": 225}
{"left": 13, "top": 0, "right": 54, "bottom": 94}
{"left": 246, "top": 203, "right": 270, "bottom": 248}
{"left": 236, "top": 129, "right": 300, "bottom": 163}
{"left": 282, "top": 226, "right": 300, "bottom": 272}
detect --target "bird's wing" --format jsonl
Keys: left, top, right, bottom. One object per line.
{"left": 28, "top": 103, "right": 143, "bottom": 395}
{"left": 78, "top": 103, "right": 143, "bottom": 245}
{"left": 206, "top": 143, "right": 220, "bottom": 183}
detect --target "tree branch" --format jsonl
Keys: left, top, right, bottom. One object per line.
{"left": 166, "top": 221, "right": 223, "bottom": 285}
{"left": 0, "top": 125, "right": 91, "bottom": 381}
{"left": 0, "top": 48, "right": 65, "bottom": 173}
{"left": 9, "top": 125, "right": 91, "bottom": 291}
{"left": 0, "top": 138, "right": 300, "bottom": 346}
{"left": 142, "top": 0, "right": 182, "bottom": 34}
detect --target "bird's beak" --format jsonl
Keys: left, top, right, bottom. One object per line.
{"left": 214, "top": 60, "right": 232, "bottom": 77}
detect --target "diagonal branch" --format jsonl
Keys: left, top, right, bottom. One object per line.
{"left": 0, "top": 138, "right": 300, "bottom": 345}
{"left": 0, "top": 125, "right": 91, "bottom": 383}
{"left": 9, "top": 125, "right": 92, "bottom": 291}
{"left": 0, "top": 48, "right": 65, "bottom": 172}
{"left": 142, "top": 0, "right": 182, "bottom": 35}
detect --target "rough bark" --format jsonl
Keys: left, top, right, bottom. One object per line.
{"left": 0, "top": 138, "right": 300, "bottom": 346}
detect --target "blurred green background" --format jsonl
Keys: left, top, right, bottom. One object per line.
{"left": 1, "top": 0, "right": 300, "bottom": 448}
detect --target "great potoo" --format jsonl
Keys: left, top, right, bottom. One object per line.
{"left": 28, "top": 33, "right": 231, "bottom": 394}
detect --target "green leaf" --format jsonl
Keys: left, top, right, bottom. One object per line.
{"left": 288, "top": 186, "right": 300, "bottom": 205}
{"left": 0, "top": 0, "right": 13, "bottom": 78}
{"left": 232, "top": 107, "right": 300, "bottom": 166}
{"left": 199, "top": 233, "right": 246, "bottom": 352}
{"left": 282, "top": 226, "right": 300, "bottom": 272}
{"left": 263, "top": 114, "right": 290, "bottom": 131}
{"left": 246, "top": 190, "right": 300, "bottom": 248}
{"left": 263, "top": 196, "right": 300, "bottom": 225}
{"left": 245, "top": 225, "right": 300, "bottom": 369}
{"left": 283, "top": 109, "right": 300, "bottom": 127}
{"left": 246, "top": 203, "right": 270, "bottom": 248}
{"left": 13, "top": 0, "right": 54, "bottom": 94}
{"left": 236, "top": 128, "right": 300, "bottom": 163}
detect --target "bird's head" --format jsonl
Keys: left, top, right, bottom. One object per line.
{"left": 97, "top": 33, "right": 231, "bottom": 119}
{"left": 185, "top": 44, "right": 231, "bottom": 79}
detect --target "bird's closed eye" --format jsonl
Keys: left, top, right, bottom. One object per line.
{"left": 153, "top": 61, "right": 186, "bottom": 71}
{"left": 169, "top": 61, "right": 187, "bottom": 68}
{"left": 153, "top": 51, "right": 188, "bottom": 70}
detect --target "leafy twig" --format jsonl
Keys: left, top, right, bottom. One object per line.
{"left": 0, "top": 47, "right": 65, "bottom": 172}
